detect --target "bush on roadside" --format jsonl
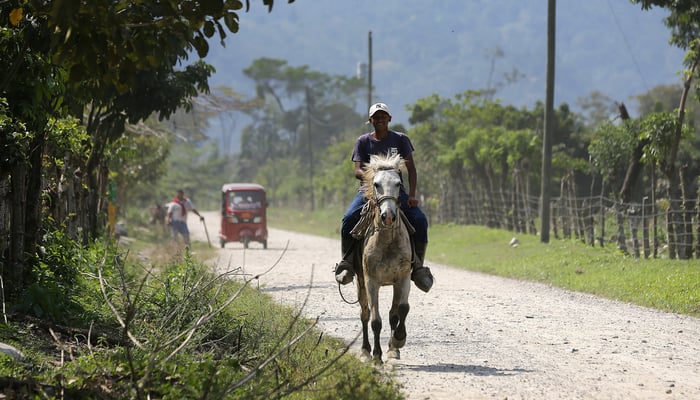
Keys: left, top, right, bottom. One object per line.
{"left": 1, "top": 230, "right": 404, "bottom": 399}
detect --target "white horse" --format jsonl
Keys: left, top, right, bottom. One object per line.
{"left": 355, "top": 153, "right": 413, "bottom": 363}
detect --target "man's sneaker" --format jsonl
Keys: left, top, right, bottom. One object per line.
{"left": 411, "top": 266, "right": 433, "bottom": 293}
{"left": 335, "top": 262, "right": 355, "bottom": 285}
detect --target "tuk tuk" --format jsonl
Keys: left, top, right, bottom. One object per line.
{"left": 219, "top": 183, "right": 268, "bottom": 249}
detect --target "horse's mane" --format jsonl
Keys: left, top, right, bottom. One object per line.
{"left": 362, "top": 153, "right": 405, "bottom": 201}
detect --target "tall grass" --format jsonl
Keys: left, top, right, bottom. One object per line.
{"left": 269, "top": 207, "right": 700, "bottom": 317}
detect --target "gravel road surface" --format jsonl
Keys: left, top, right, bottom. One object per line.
{"left": 189, "top": 212, "right": 700, "bottom": 400}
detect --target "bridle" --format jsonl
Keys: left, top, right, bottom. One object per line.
{"left": 372, "top": 181, "right": 402, "bottom": 232}
{"left": 374, "top": 193, "right": 400, "bottom": 207}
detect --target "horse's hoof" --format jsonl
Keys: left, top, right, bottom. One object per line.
{"left": 360, "top": 350, "right": 372, "bottom": 362}
{"left": 387, "top": 348, "right": 401, "bottom": 360}
{"left": 373, "top": 355, "right": 383, "bottom": 365}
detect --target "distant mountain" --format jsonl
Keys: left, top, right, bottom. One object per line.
{"left": 203, "top": 0, "right": 685, "bottom": 140}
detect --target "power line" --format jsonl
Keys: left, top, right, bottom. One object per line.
{"left": 606, "top": 0, "right": 650, "bottom": 92}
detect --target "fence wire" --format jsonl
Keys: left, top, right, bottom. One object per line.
{"left": 428, "top": 188, "right": 699, "bottom": 260}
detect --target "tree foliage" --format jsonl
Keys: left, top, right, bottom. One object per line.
{"left": 236, "top": 58, "right": 366, "bottom": 207}
{"left": 0, "top": 0, "right": 294, "bottom": 296}
{"left": 589, "top": 121, "right": 637, "bottom": 191}
{"left": 630, "top": 0, "right": 700, "bottom": 258}
{"left": 405, "top": 91, "right": 587, "bottom": 225}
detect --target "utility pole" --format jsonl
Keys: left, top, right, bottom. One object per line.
{"left": 540, "top": 0, "right": 555, "bottom": 243}
{"left": 368, "top": 31, "right": 372, "bottom": 112}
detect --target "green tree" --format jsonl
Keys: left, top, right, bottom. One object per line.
{"left": 108, "top": 119, "right": 173, "bottom": 215}
{"left": 632, "top": 0, "right": 700, "bottom": 258}
{"left": 0, "top": 0, "right": 295, "bottom": 296}
{"left": 407, "top": 91, "right": 546, "bottom": 228}
{"left": 1, "top": 3, "right": 65, "bottom": 294}
{"left": 589, "top": 122, "right": 637, "bottom": 194}
{"left": 237, "top": 58, "right": 366, "bottom": 208}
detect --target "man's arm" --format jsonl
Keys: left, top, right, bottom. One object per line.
{"left": 184, "top": 199, "right": 204, "bottom": 220}
{"left": 404, "top": 155, "right": 419, "bottom": 208}
{"left": 354, "top": 161, "right": 365, "bottom": 180}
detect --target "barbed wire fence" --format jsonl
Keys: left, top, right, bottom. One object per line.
{"left": 429, "top": 186, "right": 700, "bottom": 260}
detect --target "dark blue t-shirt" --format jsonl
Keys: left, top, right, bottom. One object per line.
{"left": 351, "top": 130, "right": 414, "bottom": 191}
{"left": 351, "top": 130, "right": 414, "bottom": 163}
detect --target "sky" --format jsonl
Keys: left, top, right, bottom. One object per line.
{"left": 202, "top": 0, "right": 686, "bottom": 138}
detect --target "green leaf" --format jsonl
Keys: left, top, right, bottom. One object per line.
{"left": 215, "top": 20, "right": 227, "bottom": 43}
{"left": 203, "top": 20, "right": 216, "bottom": 38}
{"left": 193, "top": 34, "right": 210, "bottom": 58}
{"left": 223, "top": 11, "right": 240, "bottom": 33}
{"left": 225, "top": 0, "right": 244, "bottom": 11}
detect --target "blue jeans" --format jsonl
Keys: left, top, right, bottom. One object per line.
{"left": 170, "top": 220, "right": 191, "bottom": 244}
{"left": 341, "top": 190, "right": 428, "bottom": 244}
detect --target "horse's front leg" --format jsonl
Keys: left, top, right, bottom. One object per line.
{"left": 387, "top": 278, "right": 411, "bottom": 359}
{"left": 366, "top": 280, "right": 383, "bottom": 364}
{"left": 357, "top": 275, "right": 372, "bottom": 362}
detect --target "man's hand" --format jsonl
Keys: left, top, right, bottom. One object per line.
{"left": 199, "top": 216, "right": 205, "bottom": 222}
{"left": 408, "top": 196, "right": 419, "bottom": 208}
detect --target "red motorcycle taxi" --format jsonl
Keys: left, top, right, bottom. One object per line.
{"left": 219, "top": 183, "right": 268, "bottom": 249}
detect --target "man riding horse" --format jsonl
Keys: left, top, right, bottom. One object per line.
{"left": 335, "top": 102, "right": 434, "bottom": 293}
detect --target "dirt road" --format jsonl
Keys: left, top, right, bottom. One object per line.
{"left": 189, "top": 212, "right": 700, "bottom": 400}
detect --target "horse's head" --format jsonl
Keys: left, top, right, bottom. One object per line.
{"left": 363, "top": 153, "right": 405, "bottom": 226}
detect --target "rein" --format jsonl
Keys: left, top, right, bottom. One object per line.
{"left": 337, "top": 282, "right": 359, "bottom": 304}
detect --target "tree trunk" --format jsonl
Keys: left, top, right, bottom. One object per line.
{"left": 4, "top": 131, "right": 46, "bottom": 298}
{"left": 23, "top": 134, "right": 45, "bottom": 263}
{"left": 83, "top": 111, "right": 126, "bottom": 241}
{"left": 651, "top": 167, "right": 658, "bottom": 258}
{"left": 617, "top": 103, "right": 649, "bottom": 205}
{"left": 8, "top": 164, "right": 27, "bottom": 297}
{"left": 510, "top": 169, "right": 519, "bottom": 232}
{"left": 0, "top": 176, "right": 10, "bottom": 268}
{"left": 696, "top": 184, "right": 700, "bottom": 258}
{"left": 586, "top": 173, "right": 596, "bottom": 246}
{"left": 679, "top": 165, "right": 693, "bottom": 259}
{"left": 560, "top": 177, "right": 570, "bottom": 239}
{"left": 666, "top": 204, "right": 678, "bottom": 260}
{"left": 662, "top": 59, "right": 697, "bottom": 260}
{"left": 598, "top": 181, "right": 606, "bottom": 247}
{"left": 616, "top": 201, "right": 628, "bottom": 254}
{"left": 630, "top": 207, "right": 641, "bottom": 259}
{"left": 642, "top": 186, "right": 650, "bottom": 259}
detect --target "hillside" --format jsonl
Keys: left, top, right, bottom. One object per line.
{"left": 202, "top": 0, "right": 685, "bottom": 148}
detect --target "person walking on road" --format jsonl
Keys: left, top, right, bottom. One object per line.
{"left": 166, "top": 189, "right": 204, "bottom": 247}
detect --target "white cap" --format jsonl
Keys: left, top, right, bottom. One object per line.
{"left": 368, "top": 102, "right": 391, "bottom": 119}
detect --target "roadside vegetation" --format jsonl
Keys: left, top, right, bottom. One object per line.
{"left": 0, "top": 215, "right": 403, "bottom": 399}
{"left": 268, "top": 207, "right": 700, "bottom": 318}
